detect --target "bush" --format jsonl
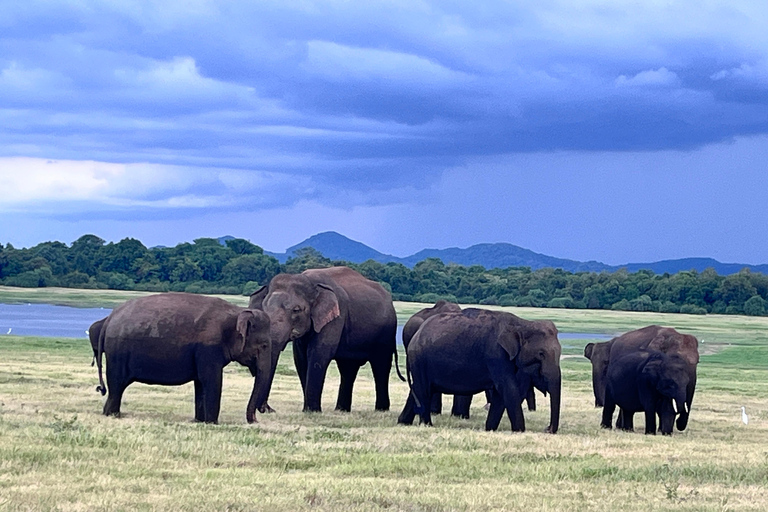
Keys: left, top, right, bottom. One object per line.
{"left": 497, "top": 294, "right": 518, "bottom": 306}
{"left": 242, "top": 281, "right": 262, "bottom": 296}
{"left": 611, "top": 299, "right": 631, "bottom": 311}
{"left": 680, "top": 304, "right": 707, "bottom": 315}
{"left": 744, "top": 295, "right": 767, "bottom": 316}
{"left": 547, "top": 297, "right": 574, "bottom": 308}
{"left": 479, "top": 296, "right": 499, "bottom": 306}
{"left": 414, "top": 293, "right": 458, "bottom": 304}
{"left": 659, "top": 301, "right": 680, "bottom": 313}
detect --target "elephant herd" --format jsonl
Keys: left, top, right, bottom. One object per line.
{"left": 88, "top": 266, "right": 699, "bottom": 436}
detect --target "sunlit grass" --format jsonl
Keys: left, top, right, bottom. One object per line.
{"left": 2, "top": 289, "right": 768, "bottom": 510}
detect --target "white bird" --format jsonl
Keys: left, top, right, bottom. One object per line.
{"left": 742, "top": 406, "right": 749, "bottom": 425}
{"left": 6, "top": 328, "right": 10, "bottom": 335}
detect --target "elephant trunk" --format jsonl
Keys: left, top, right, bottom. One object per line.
{"left": 676, "top": 372, "right": 696, "bottom": 431}
{"left": 246, "top": 345, "right": 274, "bottom": 424}
{"left": 546, "top": 370, "right": 561, "bottom": 434}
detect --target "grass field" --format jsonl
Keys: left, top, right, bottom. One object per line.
{"left": 1, "top": 287, "right": 768, "bottom": 511}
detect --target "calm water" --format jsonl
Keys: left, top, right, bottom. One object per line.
{"left": 0, "top": 303, "right": 615, "bottom": 342}
{"left": 0, "top": 303, "right": 111, "bottom": 338}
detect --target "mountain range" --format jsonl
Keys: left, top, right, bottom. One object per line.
{"left": 224, "top": 232, "right": 768, "bottom": 275}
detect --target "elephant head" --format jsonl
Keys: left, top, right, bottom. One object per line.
{"left": 248, "top": 273, "right": 340, "bottom": 408}
{"left": 584, "top": 340, "right": 614, "bottom": 407}
{"left": 641, "top": 352, "right": 690, "bottom": 435}
{"left": 227, "top": 309, "right": 273, "bottom": 424}
{"left": 505, "top": 317, "right": 562, "bottom": 433}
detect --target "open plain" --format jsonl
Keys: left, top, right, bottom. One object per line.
{"left": 1, "top": 287, "right": 767, "bottom": 511}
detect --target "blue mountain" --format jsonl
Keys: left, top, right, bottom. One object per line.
{"left": 252, "top": 231, "right": 767, "bottom": 275}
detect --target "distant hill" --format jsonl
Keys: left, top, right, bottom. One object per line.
{"left": 251, "top": 231, "right": 767, "bottom": 275}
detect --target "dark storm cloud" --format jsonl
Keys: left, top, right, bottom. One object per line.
{"left": 2, "top": 0, "right": 768, "bottom": 215}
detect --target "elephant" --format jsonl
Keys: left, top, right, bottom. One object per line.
{"left": 399, "top": 301, "right": 529, "bottom": 421}
{"left": 402, "top": 308, "right": 562, "bottom": 433}
{"left": 585, "top": 325, "right": 698, "bottom": 431}
{"left": 88, "top": 317, "right": 107, "bottom": 366}
{"left": 95, "top": 292, "right": 272, "bottom": 424}
{"left": 601, "top": 350, "right": 690, "bottom": 435}
{"left": 249, "top": 266, "right": 403, "bottom": 413}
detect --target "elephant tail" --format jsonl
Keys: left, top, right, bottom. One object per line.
{"left": 393, "top": 346, "right": 406, "bottom": 382}
{"left": 95, "top": 321, "right": 107, "bottom": 396}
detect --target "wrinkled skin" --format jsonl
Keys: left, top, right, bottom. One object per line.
{"left": 96, "top": 293, "right": 272, "bottom": 424}
{"left": 587, "top": 325, "right": 698, "bottom": 431}
{"left": 601, "top": 350, "right": 690, "bottom": 435}
{"left": 399, "top": 302, "right": 533, "bottom": 421}
{"left": 250, "top": 266, "right": 400, "bottom": 413}
{"left": 402, "top": 308, "right": 562, "bottom": 434}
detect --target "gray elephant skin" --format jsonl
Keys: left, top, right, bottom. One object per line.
{"left": 601, "top": 350, "right": 690, "bottom": 435}
{"left": 250, "top": 266, "right": 401, "bottom": 413}
{"left": 403, "top": 308, "right": 562, "bottom": 433}
{"left": 95, "top": 292, "right": 272, "bottom": 424}
{"left": 584, "top": 325, "right": 698, "bottom": 430}
{"left": 88, "top": 317, "right": 107, "bottom": 366}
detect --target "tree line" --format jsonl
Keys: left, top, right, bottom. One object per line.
{"left": 2, "top": 235, "right": 768, "bottom": 316}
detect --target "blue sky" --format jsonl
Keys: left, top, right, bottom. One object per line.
{"left": 1, "top": 1, "right": 768, "bottom": 265}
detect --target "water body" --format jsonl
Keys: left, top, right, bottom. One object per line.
{"left": 0, "top": 303, "right": 616, "bottom": 343}
{"left": 0, "top": 303, "right": 111, "bottom": 338}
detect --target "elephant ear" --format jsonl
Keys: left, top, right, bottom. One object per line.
{"left": 584, "top": 343, "right": 595, "bottom": 360}
{"left": 232, "top": 310, "right": 255, "bottom": 358}
{"left": 311, "top": 284, "right": 340, "bottom": 333}
{"left": 248, "top": 286, "right": 268, "bottom": 310}
{"left": 497, "top": 324, "right": 521, "bottom": 361}
{"left": 641, "top": 352, "right": 664, "bottom": 379}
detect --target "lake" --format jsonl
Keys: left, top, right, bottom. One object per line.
{"left": 0, "top": 303, "right": 616, "bottom": 343}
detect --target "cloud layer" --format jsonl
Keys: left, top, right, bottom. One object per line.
{"left": 2, "top": 1, "right": 768, "bottom": 262}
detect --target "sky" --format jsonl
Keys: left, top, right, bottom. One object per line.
{"left": 1, "top": 1, "right": 768, "bottom": 265}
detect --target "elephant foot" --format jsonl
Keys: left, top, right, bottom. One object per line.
{"left": 258, "top": 403, "right": 276, "bottom": 414}
{"left": 544, "top": 425, "right": 557, "bottom": 434}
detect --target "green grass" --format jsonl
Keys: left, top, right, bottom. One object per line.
{"left": 2, "top": 288, "right": 768, "bottom": 510}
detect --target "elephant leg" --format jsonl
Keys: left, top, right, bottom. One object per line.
{"left": 430, "top": 393, "right": 443, "bottom": 415}
{"left": 601, "top": 391, "right": 616, "bottom": 430}
{"left": 292, "top": 340, "right": 309, "bottom": 395}
{"left": 616, "top": 409, "right": 634, "bottom": 431}
{"left": 102, "top": 355, "right": 128, "bottom": 417}
{"left": 369, "top": 355, "right": 393, "bottom": 411}
{"left": 397, "top": 392, "right": 417, "bottom": 425}
{"left": 644, "top": 408, "right": 657, "bottom": 435}
{"left": 193, "top": 379, "right": 205, "bottom": 422}
{"left": 451, "top": 395, "right": 473, "bottom": 419}
{"left": 677, "top": 375, "right": 696, "bottom": 431}
{"left": 198, "top": 366, "right": 223, "bottom": 424}
{"left": 304, "top": 349, "right": 332, "bottom": 412}
{"left": 500, "top": 382, "right": 525, "bottom": 432}
{"left": 335, "top": 358, "right": 362, "bottom": 412}
{"left": 409, "top": 370, "right": 432, "bottom": 426}
{"left": 485, "top": 389, "right": 505, "bottom": 431}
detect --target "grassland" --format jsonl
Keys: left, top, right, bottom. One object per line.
{"left": 1, "top": 287, "right": 768, "bottom": 511}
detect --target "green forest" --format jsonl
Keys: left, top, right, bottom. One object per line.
{"left": 2, "top": 235, "right": 768, "bottom": 316}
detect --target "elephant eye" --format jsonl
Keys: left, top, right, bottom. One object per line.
{"left": 292, "top": 306, "right": 302, "bottom": 313}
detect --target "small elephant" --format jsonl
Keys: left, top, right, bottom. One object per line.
{"left": 403, "top": 308, "right": 562, "bottom": 433}
{"left": 587, "top": 325, "right": 698, "bottom": 431}
{"left": 250, "top": 266, "right": 403, "bottom": 413}
{"left": 601, "top": 350, "right": 690, "bottom": 435}
{"left": 88, "top": 317, "right": 107, "bottom": 366}
{"left": 96, "top": 293, "right": 272, "bottom": 424}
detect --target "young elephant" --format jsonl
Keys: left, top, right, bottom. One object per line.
{"left": 601, "top": 350, "right": 690, "bottom": 435}
{"left": 404, "top": 308, "right": 562, "bottom": 433}
{"left": 88, "top": 317, "right": 107, "bottom": 366}
{"left": 96, "top": 293, "right": 272, "bottom": 424}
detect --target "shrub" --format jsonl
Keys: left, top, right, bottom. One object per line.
{"left": 680, "top": 304, "right": 707, "bottom": 315}
{"left": 744, "top": 295, "right": 767, "bottom": 316}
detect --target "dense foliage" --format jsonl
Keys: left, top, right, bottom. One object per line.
{"left": 2, "top": 236, "right": 768, "bottom": 316}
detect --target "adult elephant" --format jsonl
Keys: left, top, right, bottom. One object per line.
{"left": 404, "top": 308, "right": 561, "bottom": 433}
{"left": 401, "top": 301, "right": 463, "bottom": 416}
{"left": 601, "top": 350, "right": 690, "bottom": 435}
{"left": 399, "top": 301, "right": 523, "bottom": 421}
{"left": 88, "top": 317, "right": 107, "bottom": 366}
{"left": 95, "top": 293, "right": 272, "bottom": 424}
{"left": 587, "top": 325, "right": 698, "bottom": 431}
{"left": 249, "top": 266, "right": 402, "bottom": 413}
